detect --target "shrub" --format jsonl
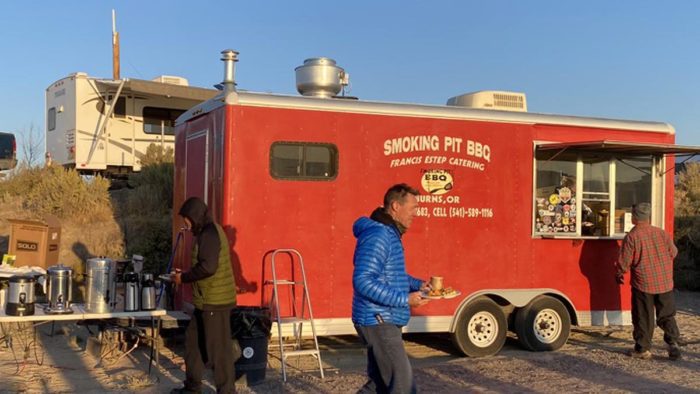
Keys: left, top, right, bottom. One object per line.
{"left": 0, "top": 165, "right": 123, "bottom": 271}
{"left": 116, "top": 146, "right": 174, "bottom": 274}
{"left": 140, "top": 143, "right": 174, "bottom": 167}
{"left": 0, "top": 165, "right": 112, "bottom": 223}
{"left": 674, "top": 162, "right": 700, "bottom": 290}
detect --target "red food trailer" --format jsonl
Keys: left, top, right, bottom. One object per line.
{"left": 173, "top": 51, "right": 699, "bottom": 357}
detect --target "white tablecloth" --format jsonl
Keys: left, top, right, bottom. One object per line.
{"left": 0, "top": 304, "right": 166, "bottom": 322}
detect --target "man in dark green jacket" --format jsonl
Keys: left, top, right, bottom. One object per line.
{"left": 171, "top": 197, "right": 237, "bottom": 394}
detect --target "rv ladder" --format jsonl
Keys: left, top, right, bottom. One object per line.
{"left": 265, "top": 248, "right": 324, "bottom": 382}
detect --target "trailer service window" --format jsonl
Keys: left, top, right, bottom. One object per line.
{"left": 534, "top": 149, "right": 653, "bottom": 238}
{"left": 270, "top": 142, "right": 338, "bottom": 180}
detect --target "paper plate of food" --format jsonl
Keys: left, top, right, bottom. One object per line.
{"left": 422, "top": 287, "right": 461, "bottom": 300}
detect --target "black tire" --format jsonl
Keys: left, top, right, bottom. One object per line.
{"left": 515, "top": 296, "right": 571, "bottom": 351}
{"left": 452, "top": 297, "right": 507, "bottom": 357}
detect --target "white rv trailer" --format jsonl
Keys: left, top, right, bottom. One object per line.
{"left": 45, "top": 73, "right": 217, "bottom": 174}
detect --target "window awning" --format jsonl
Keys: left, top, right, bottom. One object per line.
{"left": 536, "top": 140, "right": 700, "bottom": 156}
{"left": 95, "top": 79, "right": 218, "bottom": 102}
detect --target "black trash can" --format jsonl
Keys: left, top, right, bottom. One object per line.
{"left": 231, "top": 306, "right": 272, "bottom": 386}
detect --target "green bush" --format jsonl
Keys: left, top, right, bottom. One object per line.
{"left": 0, "top": 165, "right": 112, "bottom": 223}
{"left": 116, "top": 145, "right": 174, "bottom": 273}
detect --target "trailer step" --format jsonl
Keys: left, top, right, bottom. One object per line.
{"left": 264, "top": 279, "right": 304, "bottom": 286}
{"left": 283, "top": 349, "right": 321, "bottom": 359}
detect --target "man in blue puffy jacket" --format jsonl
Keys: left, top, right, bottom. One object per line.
{"left": 353, "top": 183, "right": 431, "bottom": 394}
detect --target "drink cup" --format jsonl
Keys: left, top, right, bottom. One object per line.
{"left": 430, "top": 276, "right": 443, "bottom": 291}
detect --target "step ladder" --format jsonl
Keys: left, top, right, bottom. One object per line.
{"left": 265, "top": 248, "right": 324, "bottom": 382}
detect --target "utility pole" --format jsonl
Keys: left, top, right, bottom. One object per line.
{"left": 112, "top": 9, "right": 120, "bottom": 80}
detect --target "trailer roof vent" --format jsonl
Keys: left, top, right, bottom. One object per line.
{"left": 152, "top": 75, "right": 189, "bottom": 86}
{"left": 295, "top": 57, "right": 349, "bottom": 98}
{"left": 447, "top": 91, "right": 527, "bottom": 112}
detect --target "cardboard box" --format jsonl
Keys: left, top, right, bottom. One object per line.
{"left": 7, "top": 215, "right": 61, "bottom": 268}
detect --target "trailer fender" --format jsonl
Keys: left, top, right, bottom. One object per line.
{"left": 449, "top": 288, "right": 578, "bottom": 333}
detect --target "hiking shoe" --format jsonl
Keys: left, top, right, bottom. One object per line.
{"left": 668, "top": 345, "right": 682, "bottom": 361}
{"left": 629, "top": 349, "right": 652, "bottom": 360}
{"left": 170, "top": 388, "right": 202, "bottom": 394}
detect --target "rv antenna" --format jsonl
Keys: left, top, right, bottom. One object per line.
{"left": 112, "top": 9, "right": 120, "bottom": 80}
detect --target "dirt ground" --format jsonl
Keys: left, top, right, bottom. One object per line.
{"left": 1, "top": 291, "right": 699, "bottom": 393}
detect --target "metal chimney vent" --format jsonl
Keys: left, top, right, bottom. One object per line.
{"left": 295, "top": 57, "right": 349, "bottom": 98}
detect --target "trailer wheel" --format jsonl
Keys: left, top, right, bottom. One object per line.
{"left": 515, "top": 296, "right": 570, "bottom": 351}
{"left": 452, "top": 298, "right": 507, "bottom": 357}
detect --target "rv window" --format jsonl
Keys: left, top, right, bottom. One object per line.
{"left": 114, "top": 97, "right": 126, "bottom": 118}
{"left": 534, "top": 150, "right": 655, "bottom": 238}
{"left": 143, "top": 106, "right": 185, "bottom": 135}
{"left": 270, "top": 142, "right": 338, "bottom": 180}
{"left": 97, "top": 96, "right": 127, "bottom": 118}
{"left": 48, "top": 107, "right": 56, "bottom": 131}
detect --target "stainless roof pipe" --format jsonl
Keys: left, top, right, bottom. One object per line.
{"left": 221, "top": 49, "right": 240, "bottom": 104}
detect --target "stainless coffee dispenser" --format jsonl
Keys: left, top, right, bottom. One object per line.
{"left": 85, "top": 257, "right": 116, "bottom": 313}
{"left": 45, "top": 264, "right": 73, "bottom": 314}
{"left": 6, "top": 275, "right": 36, "bottom": 316}
{"left": 141, "top": 273, "right": 156, "bottom": 311}
{"left": 124, "top": 272, "right": 140, "bottom": 312}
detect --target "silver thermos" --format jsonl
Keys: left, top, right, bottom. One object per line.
{"left": 45, "top": 264, "right": 74, "bottom": 314}
{"left": 141, "top": 273, "right": 156, "bottom": 311}
{"left": 124, "top": 272, "right": 140, "bottom": 312}
{"left": 6, "top": 275, "right": 36, "bottom": 316}
{"left": 85, "top": 257, "right": 116, "bottom": 313}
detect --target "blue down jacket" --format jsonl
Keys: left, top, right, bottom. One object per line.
{"left": 352, "top": 215, "right": 423, "bottom": 326}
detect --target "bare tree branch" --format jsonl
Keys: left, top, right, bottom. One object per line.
{"left": 19, "top": 122, "right": 43, "bottom": 167}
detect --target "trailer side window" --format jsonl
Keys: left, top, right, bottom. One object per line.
{"left": 270, "top": 142, "right": 338, "bottom": 180}
{"left": 614, "top": 157, "right": 652, "bottom": 234}
{"left": 143, "top": 107, "right": 185, "bottom": 135}
{"left": 534, "top": 150, "right": 655, "bottom": 238}
{"left": 534, "top": 150, "right": 577, "bottom": 235}
{"left": 48, "top": 107, "right": 56, "bottom": 131}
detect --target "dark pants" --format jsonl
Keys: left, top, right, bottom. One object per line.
{"left": 631, "top": 288, "right": 680, "bottom": 352}
{"left": 355, "top": 324, "right": 416, "bottom": 394}
{"left": 184, "top": 308, "right": 236, "bottom": 393}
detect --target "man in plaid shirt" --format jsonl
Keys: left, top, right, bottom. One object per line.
{"left": 615, "top": 202, "right": 681, "bottom": 360}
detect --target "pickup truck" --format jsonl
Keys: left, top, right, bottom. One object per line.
{"left": 0, "top": 132, "right": 17, "bottom": 170}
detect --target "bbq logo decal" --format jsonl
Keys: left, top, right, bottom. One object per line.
{"left": 421, "top": 170, "right": 453, "bottom": 195}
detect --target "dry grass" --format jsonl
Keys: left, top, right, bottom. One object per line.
{"left": 0, "top": 166, "right": 124, "bottom": 273}
{"left": 0, "top": 165, "right": 113, "bottom": 223}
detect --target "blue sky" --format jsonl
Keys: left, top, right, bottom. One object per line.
{"left": 2, "top": 1, "right": 699, "bottom": 154}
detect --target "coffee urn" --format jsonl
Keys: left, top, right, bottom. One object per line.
{"left": 85, "top": 257, "right": 116, "bottom": 313}
{"left": 141, "top": 273, "right": 156, "bottom": 311}
{"left": 45, "top": 264, "right": 74, "bottom": 314}
{"left": 6, "top": 275, "right": 36, "bottom": 316}
{"left": 124, "top": 272, "right": 140, "bottom": 312}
